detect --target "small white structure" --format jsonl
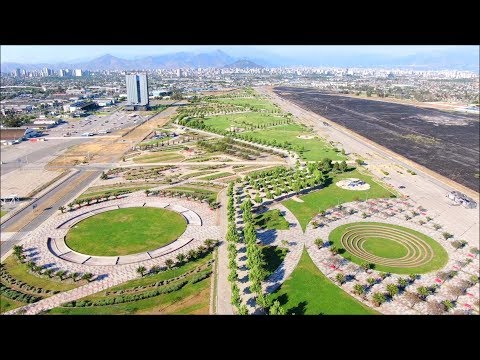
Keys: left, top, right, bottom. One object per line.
{"left": 336, "top": 178, "right": 370, "bottom": 191}
{"left": 446, "top": 191, "right": 477, "bottom": 208}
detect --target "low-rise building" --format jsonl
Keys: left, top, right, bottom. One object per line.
{"left": 0, "top": 127, "right": 38, "bottom": 144}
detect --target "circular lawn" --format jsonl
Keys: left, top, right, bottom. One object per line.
{"left": 329, "top": 222, "right": 448, "bottom": 274}
{"left": 65, "top": 207, "right": 187, "bottom": 256}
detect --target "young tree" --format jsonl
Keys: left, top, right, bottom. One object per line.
{"left": 386, "top": 283, "right": 399, "bottom": 298}
{"left": 372, "top": 292, "right": 386, "bottom": 307}
{"left": 335, "top": 273, "right": 346, "bottom": 285}
{"left": 404, "top": 291, "right": 422, "bottom": 308}
{"left": 353, "top": 284, "right": 365, "bottom": 296}
{"left": 417, "top": 286, "right": 430, "bottom": 300}
{"left": 165, "top": 259, "right": 174, "bottom": 269}
{"left": 175, "top": 253, "right": 185, "bottom": 265}
{"left": 314, "top": 238, "right": 324, "bottom": 249}
{"left": 442, "top": 232, "right": 453, "bottom": 240}
{"left": 136, "top": 266, "right": 146, "bottom": 277}
{"left": 269, "top": 300, "right": 286, "bottom": 315}
{"left": 81, "top": 273, "right": 94, "bottom": 282}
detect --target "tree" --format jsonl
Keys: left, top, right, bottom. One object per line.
{"left": 353, "top": 284, "right": 365, "bottom": 296}
{"left": 165, "top": 259, "right": 174, "bottom": 269}
{"left": 204, "top": 239, "right": 216, "bottom": 249}
{"left": 59, "top": 206, "right": 66, "bottom": 213}
{"left": 436, "top": 271, "right": 450, "bottom": 283}
{"left": 314, "top": 238, "right": 324, "bottom": 249}
{"left": 176, "top": 253, "right": 185, "bottom": 265}
{"left": 187, "top": 249, "right": 197, "bottom": 260}
{"left": 361, "top": 262, "right": 373, "bottom": 272}
{"left": 397, "top": 278, "right": 408, "bottom": 289}
{"left": 329, "top": 245, "right": 339, "bottom": 255}
{"left": 100, "top": 171, "right": 108, "bottom": 180}
{"left": 338, "top": 160, "right": 348, "bottom": 172}
{"left": 13, "top": 245, "right": 24, "bottom": 256}
{"left": 417, "top": 286, "right": 430, "bottom": 300}
{"left": 269, "top": 300, "right": 286, "bottom": 315}
{"left": 82, "top": 273, "right": 94, "bottom": 282}
{"left": 237, "top": 304, "right": 249, "bottom": 315}
{"left": 442, "top": 299, "right": 455, "bottom": 312}
{"left": 433, "top": 223, "right": 442, "bottom": 230}
{"left": 442, "top": 232, "right": 453, "bottom": 240}
{"left": 386, "top": 283, "right": 399, "bottom": 298}
{"left": 136, "top": 266, "right": 146, "bottom": 277}
{"left": 469, "top": 247, "right": 479, "bottom": 257}
{"left": 144, "top": 189, "right": 151, "bottom": 197}
{"left": 335, "top": 273, "right": 346, "bottom": 285}
{"left": 372, "top": 292, "right": 386, "bottom": 307}
{"left": 404, "top": 291, "right": 422, "bottom": 308}
{"left": 367, "top": 277, "right": 377, "bottom": 286}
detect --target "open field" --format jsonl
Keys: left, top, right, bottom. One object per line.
{"left": 271, "top": 250, "right": 377, "bottom": 315}
{"left": 329, "top": 222, "right": 448, "bottom": 274}
{"left": 274, "top": 87, "right": 480, "bottom": 192}
{"left": 243, "top": 124, "right": 345, "bottom": 161}
{"left": 65, "top": 208, "right": 187, "bottom": 256}
{"left": 283, "top": 169, "right": 395, "bottom": 231}
{"left": 214, "top": 97, "right": 279, "bottom": 112}
{"left": 133, "top": 152, "right": 185, "bottom": 163}
{"left": 78, "top": 184, "right": 158, "bottom": 200}
{"left": 203, "top": 112, "right": 287, "bottom": 132}
{"left": 198, "top": 172, "right": 234, "bottom": 181}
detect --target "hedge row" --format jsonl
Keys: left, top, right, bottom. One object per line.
{"left": 1, "top": 268, "right": 59, "bottom": 296}
{"left": 0, "top": 284, "right": 42, "bottom": 303}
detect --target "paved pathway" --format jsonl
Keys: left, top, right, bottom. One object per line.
{"left": 5, "top": 192, "right": 221, "bottom": 315}
{"left": 215, "top": 189, "right": 233, "bottom": 314}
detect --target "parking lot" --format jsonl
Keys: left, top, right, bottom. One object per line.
{"left": 45, "top": 111, "right": 148, "bottom": 138}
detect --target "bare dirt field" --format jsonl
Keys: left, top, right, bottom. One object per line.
{"left": 274, "top": 87, "right": 479, "bottom": 192}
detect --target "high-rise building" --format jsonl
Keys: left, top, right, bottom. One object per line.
{"left": 13, "top": 68, "right": 21, "bottom": 77}
{"left": 125, "top": 73, "right": 149, "bottom": 106}
{"left": 74, "top": 69, "right": 83, "bottom": 77}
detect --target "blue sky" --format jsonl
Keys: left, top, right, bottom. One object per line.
{"left": 1, "top": 45, "right": 475, "bottom": 64}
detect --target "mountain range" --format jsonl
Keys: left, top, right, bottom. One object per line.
{"left": 1, "top": 48, "right": 478, "bottom": 72}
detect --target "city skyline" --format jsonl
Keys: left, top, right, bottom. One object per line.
{"left": 1, "top": 45, "right": 478, "bottom": 69}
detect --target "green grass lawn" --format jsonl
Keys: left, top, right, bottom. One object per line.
{"left": 243, "top": 124, "right": 345, "bottom": 161}
{"left": 1, "top": 255, "right": 80, "bottom": 313}
{"left": 0, "top": 210, "right": 7, "bottom": 218}
{"left": 362, "top": 237, "right": 407, "bottom": 258}
{"left": 203, "top": 112, "right": 287, "bottom": 132}
{"left": 261, "top": 245, "right": 289, "bottom": 278}
{"left": 198, "top": 172, "right": 234, "bottom": 181}
{"left": 65, "top": 208, "right": 187, "bottom": 256}
{"left": 283, "top": 169, "right": 395, "bottom": 231}
{"left": 180, "top": 170, "right": 214, "bottom": 179}
{"left": 78, "top": 185, "right": 157, "bottom": 201}
{"left": 214, "top": 97, "right": 279, "bottom": 112}
{"left": 329, "top": 222, "right": 449, "bottom": 274}
{"left": 254, "top": 209, "right": 289, "bottom": 230}
{"left": 133, "top": 152, "right": 184, "bottom": 163}
{"left": 271, "top": 250, "right": 377, "bottom": 315}
{"left": 48, "top": 253, "right": 213, "bottom": 315}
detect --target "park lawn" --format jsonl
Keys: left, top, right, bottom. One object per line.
{"left": 0, "top": 210, "right": 7, "bottom": 218}
{"left": 48, "top": 254, "right": 213, "bottom": 315}
{"left": 214, "top": 97, "right": 279, "bottom": 112}
{"left": 139, "top": 137, "right": 173, "bottom": 146}
{"left": 165, "top": 185, "right": 219, "bottom": 203}
{"left": 363, "top": 237, "right": 408, "bottom": 259}
{"left": 3, "top": 256, "right": 78, "bottom": 292}
{"left": 329, "top": 222, "right": 449, "bottom": 274}
{"left": 65, "top": 208, "right": 187, "bottom": 256}
{"left": 261, "top": 245, "right": 289, "bottom": 278}
{"left": 78, "top": 185, "right": 157, "bottom": 201}
{"left": 271, "top": 250, "right": 377, "bottom": 315}
{"left": 254, "top": 209, "right": 289, "bottom": 230}
{"left": 283, "top": 169, "right": 395, "bottom": 231}
{"left": 203, "top": 112, "right": 287, "bottom": 132}
{"left": 243, "top": 124, "right": 345, "bottom": 161}
{"left": 0, "top": 295, "right": 26, "bottom": 313}
{"left": 133, "top": 152, "right": 185, "bottom": 163}
{"left": 47, "top": 277, "right": 211, "bottom": 315}
{"left": 198, "top": 172, "right": 234, "bottom": 181}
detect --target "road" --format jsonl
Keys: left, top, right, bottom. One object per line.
{"left": 1, "top": 170, "right": 101, "bottom": 256}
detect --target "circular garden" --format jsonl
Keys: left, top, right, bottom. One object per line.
{"left": 65, "top": 207, "right": 187, "bottom": 256}
{"left": 329, "top": 222, "right": 448, "bottom": 274}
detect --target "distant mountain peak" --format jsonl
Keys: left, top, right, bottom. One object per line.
{"left": 224, "top": 59, "right": 263, "bottom": 69}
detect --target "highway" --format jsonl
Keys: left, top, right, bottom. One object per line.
{"left": 0, "top": 170, "right": 101, "bottom": 256}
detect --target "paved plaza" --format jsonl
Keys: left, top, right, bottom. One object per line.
{"left": 5, "top": 192, "right": 220, "bottom": 315}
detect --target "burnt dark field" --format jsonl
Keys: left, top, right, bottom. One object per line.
{"left": 274, "top": 87, "right": 480, "bottom": 192}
